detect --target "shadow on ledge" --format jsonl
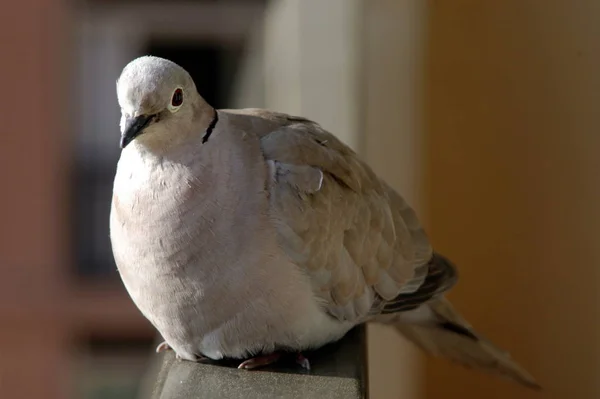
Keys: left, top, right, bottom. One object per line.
{"left": 139, "top": 325, "right": 368, "bottom": 399}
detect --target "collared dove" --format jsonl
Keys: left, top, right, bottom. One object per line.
{"left": 110, "top": 55, "right": 540, "bottom": 389}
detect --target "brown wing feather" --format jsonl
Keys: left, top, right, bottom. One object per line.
{"left": 380, "top": 253, "right": 458, "bottom": 314}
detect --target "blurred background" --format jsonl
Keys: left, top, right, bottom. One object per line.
{"left": 1, "top": 0, "right": 598, "bottom": 398}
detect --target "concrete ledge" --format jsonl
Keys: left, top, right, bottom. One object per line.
{"left": 141, "top": 326, "right": 368, "bottom": 399}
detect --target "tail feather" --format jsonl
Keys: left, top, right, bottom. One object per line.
{"left": 391, "top": 298, "right": 541, "bottom": 390}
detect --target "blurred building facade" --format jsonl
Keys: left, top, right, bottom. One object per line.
{"left": 2, "top": 0, "right": 599, "bottom": 398}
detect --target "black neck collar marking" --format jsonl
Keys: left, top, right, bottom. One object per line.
{"left": 202, "top": 109, "right": 219, "bottom": 144}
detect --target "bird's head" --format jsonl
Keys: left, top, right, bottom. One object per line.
{"left": 116, "top": 56, "right": 208, "bottom": 149}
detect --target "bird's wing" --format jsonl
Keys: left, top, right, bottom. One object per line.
{"left": 224, "top": 108, "right": 456, "bottom": 322}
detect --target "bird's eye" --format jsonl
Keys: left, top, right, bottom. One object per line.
{"left": 170, "top": 88, "right": 184, "bottom": 110}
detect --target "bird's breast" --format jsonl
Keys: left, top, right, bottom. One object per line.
{"left": 111, "top": 157, "right": 213, "bottom": 273}
{"left": 109, "top": 146, "right": 272, "bottom": 304}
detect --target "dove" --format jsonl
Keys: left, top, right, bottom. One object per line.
{"left": 110, "top": 55, "right": 540, "bottom": 389}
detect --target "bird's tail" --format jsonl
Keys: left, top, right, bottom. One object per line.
{"left": 391, "top": 297, "right": 541, "bottom": 390}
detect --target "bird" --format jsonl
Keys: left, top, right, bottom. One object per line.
{"left": 110, "top": 55, "right": 540, "bottom": 389}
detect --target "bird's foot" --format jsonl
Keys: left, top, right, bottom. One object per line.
{"left": 155, "top": 341, "right": 172, "bottom": 353}
{"left": 156, "top": 342, "right": 208, "bottom": 362}
{"left": 295, "top": 352, "right": 311, "bottom": 370}
{"left": 237, "top": 353, "right": 282, "bottom": 370}
{"left": 156, "top": 342, "right": 183, "bottom": 360}
{"left": 237, "top": 352, "right": 311, "bottom": 370}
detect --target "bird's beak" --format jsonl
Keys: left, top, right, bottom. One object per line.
{"left": 120, "top": 114, "right": 156, "bottom": 149}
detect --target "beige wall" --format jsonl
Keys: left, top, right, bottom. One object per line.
{"left": 424, "top": 1, "right": 600, "bottom": 398}
{"left": 262, "top": 0, "right": 361, "bottom": 145}
{"left": 363, "top": 1, "right": 428, "bottom": 398}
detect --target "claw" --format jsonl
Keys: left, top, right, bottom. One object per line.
{"left": 236, "top": 352, "right": 311, "bottom": 370}
{"left": 156, "top": 343, "right": 208, "bottom": 362}
{"left": 237, "top": 353, "right": 282, "bottom": 370}
{"left": 156, "top": 341, "right": 172, "bottom": 353}
{"left": 295, "top": 353, "right": 311, "bottom": 370}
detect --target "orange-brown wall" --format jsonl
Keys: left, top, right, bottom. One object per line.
{"left": 424, "top": 1, "right": 600, "bottom": 398}
{"left": 0, "top": 1, "right": 69, "bottom": 398}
